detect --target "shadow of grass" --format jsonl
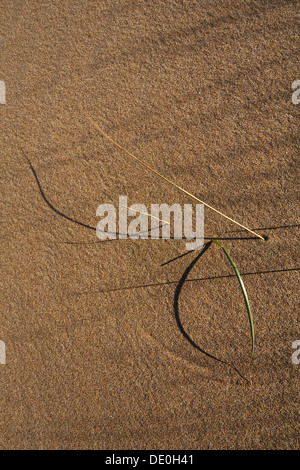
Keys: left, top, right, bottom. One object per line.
{"left": 173, "top": 241, "right": 249, "bottom": 382}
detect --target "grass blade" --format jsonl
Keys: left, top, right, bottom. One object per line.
{"left": 87, "top": 115, "right": 265, "bottom": 240}
{"left": 212, "top": 239, "right": 255, "bottom": 359}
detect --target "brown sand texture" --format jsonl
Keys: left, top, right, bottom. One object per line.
{"left": 1, "top": 0, "right": 299, "bottom": 450}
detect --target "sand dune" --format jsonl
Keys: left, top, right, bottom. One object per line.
{"left": 1, "top": 0, "right": 299, "bottom": 450}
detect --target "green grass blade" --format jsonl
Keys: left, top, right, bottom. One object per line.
{"left": 212, "top": 239, "right": 255, "bottom": 359}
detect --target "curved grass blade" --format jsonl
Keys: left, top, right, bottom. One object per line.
{"left": 212, "top": 239, "right": 255, "bottom": 359}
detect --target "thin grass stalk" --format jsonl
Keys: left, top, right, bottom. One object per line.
{"left": 212, "top": 239, "right": 255, "bottom": 359}
{"left": 87, "top": 116, "right": 265, "bottom": 241}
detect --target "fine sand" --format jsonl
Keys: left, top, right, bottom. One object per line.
{"left": 1, "top": 0, "right": 299, "bottom": 450}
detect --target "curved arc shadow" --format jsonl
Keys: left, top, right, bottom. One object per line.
{"left": 173, "top": 241, "right": 249, "bottom": 382}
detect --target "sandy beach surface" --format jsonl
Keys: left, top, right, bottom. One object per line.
{"left": 1, "top": 0, "right": 299, "bottom": 449}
